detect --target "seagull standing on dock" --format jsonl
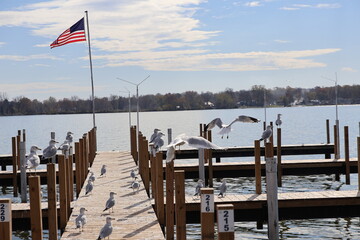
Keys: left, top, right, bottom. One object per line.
{"left": 89, "top": 172, "right": 96, "bottom": 182}
{"left": 85, "top": 179, "right": 93, "bottom": 195}
{"left": 103, "top": 192, "right": 116, "bottom": 214}
{"left": 149, "top": 128, "right": 161, "bottom": 143}
{"left": 275, "top": 114, "right": 282, "bottom": 128}
{"left": 100, "top": 165, "right": 107, "bottom": 177}
{"left": 42, "top": 139, "right": 59, "bottom": 161}
{"left": 166, "top": 134, "right": 223, "bottom": 163}
{"left": 75, "top": 207, "right": 87, "bottom": 232}
{"left": 205, "top": 115, "right": 260, "bottom": 138}
{"left": 194, "top": 179, "right": 204, "bottom": 197}
{"left": 130, "top": 169, "right": 136, "bottom": 180}
{"left": 25, "top": 145, "right": 41, "bottom": 173}
{"left": 260, "top": 125, "right": 273, "bottom": 142}
{"left": 97, "top": 217, "right": 114, "bottom": 240}
{"left": 131, "top": 177, "right": 140, "bottom": 193}
{"left": 218, "top": 179, "right": 227, "bottom": 198}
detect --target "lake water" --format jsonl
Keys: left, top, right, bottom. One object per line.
{"left": 1, "top": 105, "right": 360, "bottom": 239}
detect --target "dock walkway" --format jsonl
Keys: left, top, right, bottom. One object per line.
{"left": 61, "top": 151, "right": 164, "bottom": 240}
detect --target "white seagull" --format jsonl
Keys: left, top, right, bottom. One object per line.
{"left": 100, "top": 165, "right": 107, "bottom": 177}
{"left": 149, "top": 128, "right": 161, "bottom": 143}
{"left": 153, "top": 132, "right": 165, "bottom": 152}
{"left": 42, "top": 139, "right": 59, "bottom": 161}
{"left": 131, "top": 177, "right": 141, "bottom": 193}
{"left": 130, "top": 169, "right": 136, "bottom": 180}
{"left": 218, "top": 179, "right": 227, "bottom": 198}
{"left": 260, "top": 125, "right": 273, "bottom": 142}
{"left": 26, "top": 145, "right": 42, "bottom": 173}
{"left": 165, "top": 134, "right": 223, "bottom": 163}
{"left": 275, "top": 114, "right": 282, "bottom": 128}
{"left": 89, "top": 172, "right": 96, "bottom": 182}
{"left": 103, "top": 192, "right": 116, "bottom": 214}
{"left": 97, "top": 217, "right": 114, "bottom": 240}
{"left": 58, "top": 140, "right": 70, "bottom": 156}
{"left": 194, "top": 179, "right": 204, "bottom": 197}
{"left": 85, "top": 179, "right": 93, "bottom": 195}
{"left": 205, "top": 115, "right": 260, "bottom": 138}
{"left": 65, "top": 131, "right": 74, "bottom": 144}
{"left": 75, "top": 207, "right": 87, "bottom": 232}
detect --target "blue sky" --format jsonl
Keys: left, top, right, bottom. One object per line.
{"left": 0, "top": 0, "right": 359, "bottom": 101}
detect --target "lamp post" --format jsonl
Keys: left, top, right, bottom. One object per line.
{"left": 322, "top": 73, "right": 340, "bottom": 159}
{"left": 117, "top": 75, "right": 150, "bottom": 158}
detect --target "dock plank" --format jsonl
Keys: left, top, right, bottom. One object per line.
{"left": 61, "top": 151, "right": 164, "bottom": 240}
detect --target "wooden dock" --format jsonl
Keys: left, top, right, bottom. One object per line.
{"left": 183, "top": 190, "right": 360, "bottom": 223}
{"left": 60, "top": 151, "right": 164, "bottom": 240}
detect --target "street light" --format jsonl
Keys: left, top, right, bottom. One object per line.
{"left": 117, "top": 75, "right": 150, "bottom": 159}
{"left": 322, "top": 73, "right": 339, "bottom": 159}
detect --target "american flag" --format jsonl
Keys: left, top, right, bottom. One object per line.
{"left": 50, "top": 18, "right": 86, "bottom": 48}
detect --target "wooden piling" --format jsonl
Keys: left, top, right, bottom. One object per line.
{"left": 254, "top": 140, "right": 261, "bottom": 194}
{"left": 79, "top": 138, "right": 85, "bottom": 186}
{"left": 83, "top": 135, "right": 89, "bottom": 179}
{"left": 143, "top": 138, "right": 150, "bottom": 196}
{"left": 20, "top": 141, "right": 27, "bottom": 203}
{"left": 150, "top": 153, "right": 157, "bottom": 198}
{"left": 200, "top": 123, "right": 204, "bottom": 137}
{"left": 334, "top": 125, "right": 338, "bottom": 159}
{"left": 201, "top": 188, "right": 214, "bottom": 239}
{"left": 130, "top": 126, "right": 138, "bottom": 164}
{"left": 357, "top": 137, "right": 360, "bottom": 191}
{"left": 199, "top": 148, "right": 205, "bottom": 184}
{"left": 344, "top": 126, "right": 350, "bottom": 184}
{"left": 277, "top": 128, "right": 282, "bottom": 187}
{"left": 75, "top": 142, "right": 82, "bottom": 197}
{"left": 269, "top": 121, "right": 274, "bottom": 143}
{"left": 174, "top": 170, "right": 186, "bottom": 240}
{"left": 47, "top": 163, "right": 58, "bottom": 240}
{"left": 265, "top": 142, "right": 279, "bottom": 240}
{"left": 11, "top": 137, "right": 18, "bottom": 197}
{"left": 16, "top": 134, "right": 20, "bottom": 168}
{"left": 58, "top": 154, "right": 68, "bottom": 230}
{"left": 217, "top": 204, "right": 235, "bottom": 240}
{"left": 51, "top": 132, "right": 56, "bottom": 163}
{"left": 208, "top": 130, "right": 213, "bottom": 187}
{"left": 168, "top": 128, "right": 172, "bottom": 145}
{"left": 138, "top": 133, "right": 144, "bottom": 178}
{"left": 29, "top": 175, "right": 43, "bottom": 239}
{"left": 68, "top": 154, "right": 74, "bottom": 201}
{"left": 325, "top": 119, "right": 331, "bottom": 159}
{"left": 0, "top": 199, "right": 11, "bottom": 240}
{"left": 166, "top": 160, "right": 175, "bottom": 239}
{"left": 155, "top": 152, "right": 165, "bottom": 226}
{"left": 66, "top": 155, "right": 73, "bottom": 212}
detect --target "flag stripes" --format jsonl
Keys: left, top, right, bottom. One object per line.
{"left": 50, "top": 18, "right": 86, "bottom": 48}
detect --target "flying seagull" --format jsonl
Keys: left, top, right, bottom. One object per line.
{"left": 97, "top": 217, "right": 114, "bottom": 240}
{"left": 275, "top": 114, "right": 282, "bottom": 128}
{"left": 260, "top": 125, "right": 273, "bottom": 142}
{"left": 205, "top": 115, "right": 260, "bottom": 138}
{"left": 26, "top": 145, "right": 42, "bottom": 173}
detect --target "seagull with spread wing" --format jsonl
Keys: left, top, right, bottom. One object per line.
{"left": 205, "top": 115, "right": 260, "bottom": 138}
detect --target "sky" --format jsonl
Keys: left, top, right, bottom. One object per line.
{"left": 0, "top": 0, "right": 359, "bottom": 101}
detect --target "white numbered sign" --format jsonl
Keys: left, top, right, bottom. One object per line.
{"left": 217, "top": 209, "right": 234, "bottom": 232}
{"left": 0, "top": 203, "right": 10, "bottom": 222}
{"left": 201, "top": 194, "right": 214, "bottom": 213}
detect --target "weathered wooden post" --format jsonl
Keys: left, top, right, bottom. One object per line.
{"left": 217, "top": 204, "right": 235, "bottom": 240}
{"left": 155, "top": 152, "right": 165, "bottom": 226}
{"left": 58, "top": 154, "right": 68, "bottom": 230}
{"left": 22, "top": 129, "right": 26, "bottom": 142}
{"left": 358, "top": 137, "right": 360, "bottom": 190}
{"left": 83, "top": 134, "right": 89, "bottom": 178}
{"left": 200, "top": 123, "right": 204, "bottom": 137}
{"left": 208, "top": 130, "right": 213, "bottom": 187}
{"left": 51, "top": 132, "right": 56, "bottom": 163}
{"left": 75, "top": 142, "right": 82, "bottom": 197}
{"left": 265, "top": 142, "right": 279, "bottom": 240}
{"left": 0, "top": 199, "right": 11, "bottom": 240}
{"left": 11, "top": 137, "right": 18, "bottom": 197}
{"left": 269, "top": 121, "right": 274, "bottom": 144}
{"left": 68, "top": 154, "right": 74, "bottom": 201}
{"left": 175, "top": 170, "right": 186, "bottom": 240}
{"left": 334, "top": 125, "right": 340, "bottom": 181}
{"left": 168, "top": 128, "right": 172, "bottom": 145}
{"left": 79, "top": 138, "right": 86, "bottom": 186}
{"left": 199, "top": 148, "right": 205, "bottom": 184}
{"left": 201, "top": 188, "right": 214, "bottom": 239}
{"left": 29, "top": 175, "right": 43, "bottom": 239}
{"left": 143, "top": 138, "right": 150, "bottom": 196}
{"left": 16, "top": 134, "right": 20, "bottom": 167}
{"left": 254, "top": 140, "right": 261, "bottom": 194}
{"left": 130, "top": 126, "right": 138, "bottom": 164}
{"left": 20, "top": 141, "right": 27, "bottom": 203}
{"left": 66, "top": 155, "right": 73, "bottom": 213}
{"left": 277, "top": 128, "right": 282, "bottom": 187}
{"left": 138, "top": 133, "right": 144, "bottom": 178}
{"left": 325, "top": 119, "right": 331, "bottom": 159}
{"left": 344, "top": 126, "right": 350, "bottom": 184}
{"left": 166, "top": 160, "right": 175, "bottom": 239}
{"left": 150, "top": 152, "right": 157, "bottom": 198}
{"left": 47, "top": 163, "right": 58, "bottom": 240}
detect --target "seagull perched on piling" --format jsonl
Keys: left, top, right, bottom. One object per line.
{"left": 85, "top": 179, "right": 93, "bottom": 195}
{"left": 25, "top": 145, "right": 41, "bottom": 173}
{"left": 153, "top": 132, "right": 165, "bottom": 152}
{"left": 103, "top": 192, "right": 116, "bottom": 214}
{"left": 97, "top": 217, "right": 114, "bottom": 240}
{"left": 100, "top": 165, "right": 107, "bottom": 177}
{"left": 218, "top": 179, "right": 227, "bottom": 198}
{"left": 205, "top": 115, "right": 260, "bottom": 139}
{"left": 65, "top": 131, "right": 74, "bottom": 144}
{"left": 149, "top": 128, "right": 161, "bottom": 143}
{"left": 194, "top": 179, "right": 204, "bottom": 197}
{"left": 165, "top": 134, "right": 223, "bottom": 163}
{"left": 42, "top": 139, "right": 59, "bottom": 161}
{"left": 275, "top": 114, "right": 282, "bottom": 128}
{"left": 75, "top": 207, "right": 87, "bottom": 232}
{"left": 58, "top": 140, "right": 70, "bottom": 156}
{"left": 131, "top": 177, "right": 140, "bottom": 193}
{"left": 260, "top": 125, "right": 273, "bottom": 142}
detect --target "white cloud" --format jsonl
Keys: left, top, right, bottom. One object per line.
{"left": 282, "top": 3, "right": 341, "bottom": 10}
{"left": 0, "top": 42, "right": 5, "bottom": 47}
{"left": 341, "top": 67, "right": 357, "bottom": 72}
{"left": 274, "top": 39, "right": 290, "bottom": 44}
{"left": 0, "top": 54, "right": 61, "bottom": 61}
{"left": 244, "top": 1, "right": 262, "bottom": 7}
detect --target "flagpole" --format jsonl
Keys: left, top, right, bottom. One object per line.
{"left": 85, "top": 10, "right": 96, "bottom": 128}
